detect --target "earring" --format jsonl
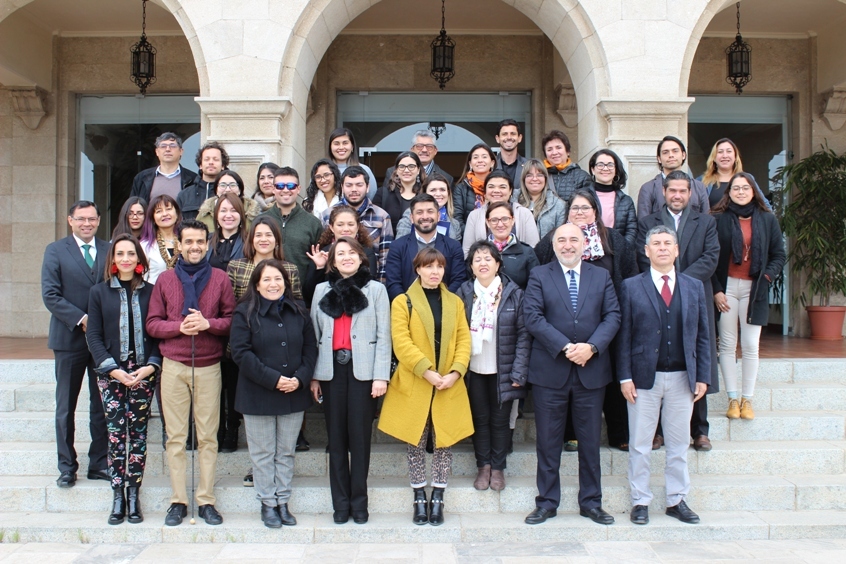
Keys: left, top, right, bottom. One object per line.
{"left": 110, "top": 264, "right": 119, "bottom": 275}
{"left": 134, "top": 264, "right": 144, "bottom": 274}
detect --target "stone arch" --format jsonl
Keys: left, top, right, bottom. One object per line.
{"left": 679, "top": 0, "right": 736, "bottom": 96}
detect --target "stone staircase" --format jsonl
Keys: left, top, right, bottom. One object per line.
{"left": 2, "top": 358, "right": 846, "bottom": 543}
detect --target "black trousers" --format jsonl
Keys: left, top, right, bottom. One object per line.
{"left": 218, "top": 358, "right": 241, "bottom": 439}
{"left": 564, "top": 382, "right": 629, "bottom": 446}
{"left": 655, "top": 394, "right": 709, "bottom": 439}
{"left": 54, "top": 348, "right": 108, "bottom": 473}
{"left": 467, "top": 371, "right": 512, "bottom": 470}
{"left": 323, "top": 357, "right": 376, "bottom": 513}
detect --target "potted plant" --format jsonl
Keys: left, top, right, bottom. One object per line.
{"left": 773, "top": 145, "right": 846, "bottom": 340}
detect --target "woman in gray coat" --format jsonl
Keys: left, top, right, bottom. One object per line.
{"left": 516, "top": 158, "right": 566, "bottom": 239}
{"left": 456, "top": 240, "right": 530, "bottom": 492}
{"left": 310, "top": 236, "right": 392, "bottom": 525}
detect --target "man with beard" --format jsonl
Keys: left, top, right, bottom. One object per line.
{"left": 385, "top": 193, "right": 466, "bottom": 301}
{"left": 177, "top": 142, "right": 229, "bottom": 221}
{"left": 146, "top": 220, "right": 236, "bottom": 526}
{"left": 637, "top": 136, "right": 709, "bottom": 218}
{"left": 493, "top": 119, "right": 527, "bottom": 193}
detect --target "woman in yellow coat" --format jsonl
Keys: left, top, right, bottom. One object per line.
{"left": 378, "top": 247, "right": 472, "bottom": 527}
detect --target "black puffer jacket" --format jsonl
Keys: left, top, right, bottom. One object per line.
{"left": 548, "top": 162, "right": 592, "bottom": 203}
{"left": 456, "top": 275, "right": 530, "bottom": 404}
{"left": 499, "top": 238, "right": 540, "bottom": 290}
{"left": 453, "top": 177, "right": 478, "bottom": 231}
{"left": 590, "top": 185, "right": 638, "bottom": 246}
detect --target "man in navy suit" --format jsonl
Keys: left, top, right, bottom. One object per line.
{"left": 41, "top": 201, "right": 110, "bottom": 488}
{"left": 384, "top": 193, "right": 466, "bottom": 301}
{"left": 618, "top": 225, "right": 710, "bottom": 526}
{"left": 523, "top": 223, "right": 620, "bottom": 525}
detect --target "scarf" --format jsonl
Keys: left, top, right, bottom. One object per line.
{"left": 465, "top": 172, "right": 487, "bottom": 208}
{"left": 489, "top": 232, "right": 515, "bottom": 252}
{"left": 574, "top": 222, "right": 605, "bottom": 261}
{"left": 727, "top": 201, "right": 764, "bottom": 276}
{"left": 252, "top": 192, "right": 275, "bottom": 212}
{"left": 174, "top": 255, "right": 213, "bottom": 316}
{"left": 470, "top": 276, "right": 501, "bottom": 355}
{"left": 437, "top": 205, "right": 452, "bottom": 237}
{"left": 318, "top": 267, "right": 371, "bottom": 318}
{"left": 544, "top": 158, "right": 572, "bottom": 172}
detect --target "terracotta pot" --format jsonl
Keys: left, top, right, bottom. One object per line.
{"left": 806, "top": 306, "right": 846, "bottom": 341}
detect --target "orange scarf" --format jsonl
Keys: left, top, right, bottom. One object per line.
{"left": 465, "top": 171, "right": 487, "bottom": 198}
{"left": 544, "top": 158, "right": 572, "bottom": 171}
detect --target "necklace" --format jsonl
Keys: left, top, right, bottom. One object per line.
{"left": 156, "top": 230, "right": 180, "bottom": 269}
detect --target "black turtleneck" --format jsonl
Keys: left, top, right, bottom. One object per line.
{"left": 423, "top": 286, "right": 442, "bottom": 362}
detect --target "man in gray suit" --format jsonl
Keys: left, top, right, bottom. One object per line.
{"left": 41, "top": 200, "right": 110, "bottom": 488}
{"left": 618, "top": 225, "right": 710, "bottom": 526}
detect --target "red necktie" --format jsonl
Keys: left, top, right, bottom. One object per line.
{"left": 661, "top": 275, "right": 672, "bottom": 307}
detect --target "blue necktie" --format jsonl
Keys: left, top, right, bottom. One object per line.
{"left": 82, "top": 244, "right": 94, "bottom": 269}
{"left": 568, "top": 270, "right": 578, "bottom": 313}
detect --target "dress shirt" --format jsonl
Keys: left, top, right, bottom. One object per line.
{"left": 558, "top": 260, "right": 581, "bottom": 291}
{"left": 73, "top": 234, "right": 97, "bottom": 326}
{"left": 155, "top": 165, "right": 181, "bottom": 179}
{"left": 650, "top": 267, "right": 676, "bottom": 294}
{"left": 668, "top": 210, "right": 682, "bottom": 231}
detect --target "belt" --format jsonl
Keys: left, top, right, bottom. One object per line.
{"left": 334, "top": 349, "right": 352, "bottom": 365}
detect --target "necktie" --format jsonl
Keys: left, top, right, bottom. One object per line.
{"left": 661, "top": 274, "right": 672, "bottom": 307}
{"left": 82, "top": 244, "right": 94, "bottom": 269}
{"left": 568, "top": 270, "right": 578, "bottom": 313}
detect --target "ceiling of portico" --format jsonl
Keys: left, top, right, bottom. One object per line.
{"left": 705, "top": 0, "right": 846, "bottom": 38}
{"left": 13, "top": 0, "right": 181, "bottom": 36}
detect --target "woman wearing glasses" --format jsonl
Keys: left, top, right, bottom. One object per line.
{"left": 482, "top": 202, "right": 538, "bottom": 290}
{"left": 196, "top": 170, "right": 261, "bottom": 234}
{"left": 303, "top": 159, "right": 341, "bottom": 219}
{"left": 374, "top": 151, "right": 424, "bottom": 232}
{"left": 711, "top": 173, "right": 785, "bottom": 420}
{"left": 589, "top": 149, "right": 637, "bottom": 245}
{"left": 112, "top": 197, "right": 147, "bottom": 241}
{"left": 516, "top": 158, "right": 566, "bottom": 239}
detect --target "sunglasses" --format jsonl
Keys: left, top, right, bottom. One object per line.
{"left": 274, "top": 182, "right": 299, "bottom": 191}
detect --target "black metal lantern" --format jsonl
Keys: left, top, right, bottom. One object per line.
{"left": 131, "top": 0, "right": 157, "bottom": 95}
{"left": 725, "top": 2, "right": 751, "bottom": 95}
{"left": 431, "top": 0, "right": 455, "bottom": 90}
{"left": 428, "top": 122, "right": 446, "bottom": 140}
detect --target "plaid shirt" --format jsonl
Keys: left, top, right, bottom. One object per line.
{"left": 226, "top": 258, "right": 303, "bottom": 301}
{"left": 322, "top": 198, "right": 394, "bottom": 282}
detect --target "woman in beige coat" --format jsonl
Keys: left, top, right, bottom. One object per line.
{"left": 378, "top": 247, "right": 472, "bottom": 527}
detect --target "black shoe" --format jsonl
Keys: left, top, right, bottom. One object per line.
{"left": 126, "top": 486, "right": 143, "bottom": 523}
{"left": 243, "top": 470, "right": 254, "bottom": 487}
{"left": 429, "top": 487, "right": 444, "bottom": 526}
{"left": 524, "top": 507, "right": 557, "bottom": 525}
{"left": 108, "top": 488, "right": 126, "bottom": 525}
{"left": 564, "top": 440, "right": 578, "bottom": 452}
{"left": 666, "top": 500, "right": 700, "bottom": 524}
{"left": 412, "top": 488, "right": 428, "bottom": 525}
{"left": 580, "top": 507, "right": 615, "bottom": 525}
{"left": 56, "top": 471, "right": 76, "bottom": 488}
{"left": 165, "top": 503, "right": 187, "bottom": 526}
{"left": 333, "top": 510, "right": 350, "bottom": 524}
{"left": 261, "top": 504, "right": 282, "bottom": 528}
{"left": 87, "top": 468, "right": 111, "bottom": 482}
{"left": 352, "top": 510, "right": 368, "bottom": 524}
{"left": 277, "top": 503, "right": 297, "bottom": 526}
{"left": 220, "top": 427, "right": 238, "bottom": 453}
{"left": 198, "top": 504, "right": 223, "bottom": 525}
{"left": 296, "top": 431, "right": 310, "bottom": 452}
{"left": 630, "top": 505, "right": 649, "bottom": 525}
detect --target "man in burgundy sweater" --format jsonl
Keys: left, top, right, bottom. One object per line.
{"left": 147, "top": 220, "right": 236, "bottom": 526}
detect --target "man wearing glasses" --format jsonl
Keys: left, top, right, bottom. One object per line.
{"left": 41, "top": 201, "right": 110, "bottom": 488}
{"left": 130, "top": 132, "right": 199, "bottom": 205}
{"left": 382, "top": 131, "right": 453, "bottom": 189}
{"left": 258, "top": 166, "right": 323, "bottom": 282}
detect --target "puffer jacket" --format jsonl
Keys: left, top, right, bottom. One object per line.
{"left": 589, "top": 186, "right": 637, "bottom": 246}
{"left": 453, "top": 177, "right": 480, "bottom": 230}
{"left": 548, "top": 162, "right": 592, "bottom": 203}
{"left": 456, "top": 275, "right": 530, "bottom": 405}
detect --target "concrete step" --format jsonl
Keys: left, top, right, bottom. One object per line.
{"left": 1, "top": 509, "right": 845, "bottom": 543}
{"left": 1, "top": 440, "right": 844, "bottom": 478}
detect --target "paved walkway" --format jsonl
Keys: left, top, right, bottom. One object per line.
{"left": 2, "top": 539, "right": 846, "bottom": 563}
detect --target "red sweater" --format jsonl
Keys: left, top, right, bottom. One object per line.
{"left": 146, "top": 268, "right": 236, "bottom": 367}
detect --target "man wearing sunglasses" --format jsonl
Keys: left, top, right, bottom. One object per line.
{"left": 130, "top": 132, "right": 199, "bottom": 205}
{"left": 257, "top": 166, "right": 323, "bottom": 283}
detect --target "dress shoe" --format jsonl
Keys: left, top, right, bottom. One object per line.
{"left": 726, "top": 398, "right": 741, "bottom": 419}
{"left": 580, "top": 507, "right": 615, "bottom": 525}
{"left": 108, "top": 488, "right": 126, "bottom": 525}
{"left": 56, "top": 471, "right": 76, "bottom": 488}
{"left": 740, "top": 398, "right": 755, "bottom": 420}
{"left": 87, "top": 468, "right": 111, "bottom": 482}
{"left": 261, "top": 504, "right": 282, "bottom": 528}
{"left": 564, "top": 440, "right": 578, "bottom": 452}
{"left": 693, "top": 435, "right": 712, "bottom": 451}
{"left": 296, "top": 431, "right": 310, "bottom": 452}
{"left": 652, "top": 435, "right": 664, "bottom": 450}
{"left": 429, "top": 488, "right": 445, "bottom": 526}
{"left": 412, "top": 488, "right": 428, "bottom": 525}
{"left": 490, "top": 469, "right": 506, "bottom": 491}
{"left": 333, "top": 510, "right": 350, "bottom": 524}
{"left": 243, "top": 470, "right": 254, "bottom": 487}
{"left": 666, "top": 500, "right": 700, "bottom": 524}
{"left": 524, "top": 507, "right": 557, "bottom": 525}
{"left": 352, "top": 510, "right": 369, "bottom": 524}
{"left": 198, "top": 504, "right": 223, "bottom": 525}
{"left": 220, "top": 428, "right": 238, "bottom": 453}
{"left": 126, "top": 486, "right": 143, "bottom": 523}
{"left": 630, "top": 505, "right": 649, "bottom": 525}
{"left": 277, "top": 503, "right": 297, "bottom": 526}
{"left": 473, "top": 465, "right": 491, "bottom": 490}
{"left": 165, "top": 503, "right": 187, "bottom": 526}
{"left": 618, "top": 443, "right": 630, "bottom": 452}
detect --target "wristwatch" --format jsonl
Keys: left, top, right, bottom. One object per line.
{"left": 588, "top": 343, "right": 598, "bottom": 355}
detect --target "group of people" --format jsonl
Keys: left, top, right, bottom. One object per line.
{"left": 41, "top": 123, "right": 785, "bottom": 530}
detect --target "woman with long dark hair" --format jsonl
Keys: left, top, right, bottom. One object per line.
{"left": 588, "top": 149, "right": 637, "bottom": 245}
{"left": 252, "top": 162, "right": 279, "bottom": 213}
{"left": 303, "top": 158, "right": 341, "bottom": 218}
{"left": 207, "top": 192, "right": 247, "bottom": 273}
{"left": 374, "top": 151, "right": 424, "bottom": 232}
{"left": 86, "top": 234, "right": 160, "bottom": 525}
{"left": 454, "top": 143, "right": 496, "bottom": 229}
{"left": 112, "top": 197, "right": 147, "bottom": 241}
{"left": 327, "top": 127, "right": 377, "bottom": 201}
{"left": 196, "top": 170, "right": 261, "bottom": 233}
{"left": 140, "top": 194, "right": 181, "bottom": 285}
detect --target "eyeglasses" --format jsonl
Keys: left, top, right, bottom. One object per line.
{"left": 397, "top": 164, "right": 418, "bottom": 172}
{"left": 217, "top": 182, "right": 239, "bottom": 191}
{"left": 412, "top": 143, "right": 436, "bottom": 151}
{"left": 730, "top": 185, "right": 752, "bottom": 193}
{"left": 525, "top": 173, "right": 545, "bottom": 179}
{"left": 127, "top": 211, "right": 144, "bottom": 218}
{"left": 594, "top": 162, "right": 615, "bottom": 170}
{"left": 157, "top": 143, "right": 180, "bottom": 150}
{"left": 71, "top": 216, "right": 99, "bottom": 224}
{"left": 569, "top": 205, "right": 593, "bottom": 213}
{"left": 314, "top": 172, "right": 334, "bottom": 182}
{"left": 487, "top": 217, "right": 513, "bottom": 225}
{"left": 274, "top": 182, "right": 299, "bottom": 191}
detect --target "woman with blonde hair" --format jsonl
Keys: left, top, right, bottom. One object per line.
{"left": 700, "top": 138, "right": 768, "bottom": 209}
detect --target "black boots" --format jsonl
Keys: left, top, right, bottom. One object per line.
{"left": 108, "top": 488, "right": 126, "bottom": 525}
{"left": 220, "top": 426, "right": 238, "bottom": 453}
{"left": 429, "top": 487, "right": 444, "bottom": 526}
{"left": 412, "top": 488, "right": 428, "bottom": 525}
{"left": 126, "top": 486, "right": 143, "bottom": 523}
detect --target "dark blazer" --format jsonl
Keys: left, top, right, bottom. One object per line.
{"left": 384, "top": 232, "right": 467, "bottom": 301}
{"left": 523, "top": 261, "right": 621, "bottom": 390}
{"left": 712, "top": 211, "right": 786, "bottom": 326}
{"left": 636, "top": 208, "right": 719, "bottom": 388}
{"left": 617, "top": 271, "right": 711, "bottom": 393}
{"left": 229, "top": 297, "right": 316, "bottom": 416}
{"left": 41, "top": 236, "right": 110, "bottom": 351}
{"left": 86, "top": 279, "right": 161, "bottom": 374}
{"left": 129, "top": 167, "right": 199, "bottom": 205}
